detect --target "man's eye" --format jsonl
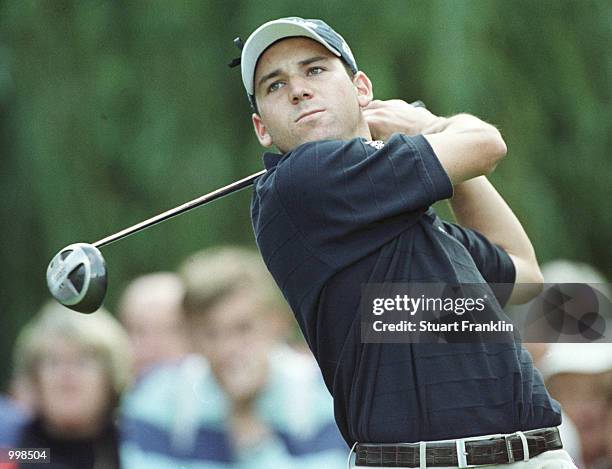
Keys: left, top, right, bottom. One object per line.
{"left": 308, "top": 66, "right": 324, "bottom": 76}
{"left": 268, "top": 81, "right": 284, "bottom": 93}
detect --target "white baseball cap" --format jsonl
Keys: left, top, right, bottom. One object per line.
{"left": 539, "top": 342, "right": 612, "bottom": 379}
{"left": 236, "top": 17, "right": 358, "bottom": 109}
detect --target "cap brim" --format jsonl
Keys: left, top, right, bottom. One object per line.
{"left": 241, "top": 19, "right": 341, "bottom": 97}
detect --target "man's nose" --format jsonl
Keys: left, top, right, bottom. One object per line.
{"left": 288, "top": 77, "right": 313, "bottom": 104}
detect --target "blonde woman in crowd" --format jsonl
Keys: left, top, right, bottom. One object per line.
{"left": 12, "top": 301, "right": 131, "bottom": 469}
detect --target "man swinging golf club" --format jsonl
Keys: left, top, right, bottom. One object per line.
{"left": 238, "top": 17, "right": 577, "bottom": 468}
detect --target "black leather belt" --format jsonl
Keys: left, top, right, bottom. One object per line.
{"left": 355, "top": 427, "right": 563, "bottom": 467}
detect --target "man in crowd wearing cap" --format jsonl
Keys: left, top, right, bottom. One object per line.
{"left": 535, "top": 260, "right": 612, "bottom": 469}
{"left": 236, "top": 17, "right": 577, "bottom": 468}
{"left": 542, "top": 343, "right": 612, "bottom": 469}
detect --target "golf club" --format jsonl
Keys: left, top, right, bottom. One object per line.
{"left": 46, "top": 170, "right": 265, "bottom": 313}
{"left": 46, "top": 100, "right": 425, "bottom": 314}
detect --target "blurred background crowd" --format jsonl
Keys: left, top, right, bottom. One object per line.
{"left": 0, "top": 1, "right": 610, "bottom": 468}
{"left": 1, "top": 246, "right": 349, "bottom": 468}
{"left": 1, "top": 253, "right": 612, "bottom": 469}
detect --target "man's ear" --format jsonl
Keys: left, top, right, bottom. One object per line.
{"left": 252, "top": 113, "right": 273, "bottom": 147}
{"left": 353, "top": 71, "right": 373, "bottom": 108}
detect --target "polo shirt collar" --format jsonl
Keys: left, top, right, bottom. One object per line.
{"left": 263, "top": 152, "right": 283, "bottom": 170}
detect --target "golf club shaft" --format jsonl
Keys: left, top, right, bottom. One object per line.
{"left": 93, "top": 101, "right": 425, "bottom": 249}
{"left": 93, "top": 169, "right": 267, "bottom": 248}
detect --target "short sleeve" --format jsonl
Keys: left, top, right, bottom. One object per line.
{"left": 276, "top": 134, "right": 453, "bottom": 265}
{"left": 440, "top": 221, "right": 517, "bottom": 305}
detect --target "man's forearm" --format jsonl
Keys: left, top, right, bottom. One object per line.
{"left": 364, "top": 101, "right": 507, "bottom": 185}
{"left": 422, "top": 113, "right": 490, "bottom": 135}
{"left": 450, "top": 176, "right": 543, "bottom": 302}
{"left": 422, "top": 114, "right": 507, "bottom": 185}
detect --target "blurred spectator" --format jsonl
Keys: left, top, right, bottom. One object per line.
{"left": 523, "top": 327, "right": 584, "bottom": 464}
{"left": 540, "top": 260, "right": 609, "bottom": 287}
{"left": 607, "top": 386, "right": 612, "bottom": 468}
{"left": 523, "top": 342, "right": 583, "bottom": 467}
{"left": 11, "top": 301, "right": 131, "bottom": 469}
{"left": 120, "top": 246, "right": 348, "bottom": 468}
{"left": 541, "top": 343, "right": 612, "bottom": 469}
{"left": 0, "top": 393, "right": 27, "bottom": 446}
{"left": 0, "top": 364, "right": 35, "bottom": 451}
{"left": 118, "top": 272, "right": 188, "bottom": 377}
{"left": 9, "top": 371, "right": 35, "bottom": 416}
{"left": 535, "top": 260, "right": 612, "bottom": 469}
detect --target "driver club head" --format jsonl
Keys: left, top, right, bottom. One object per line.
{"left": 46, "top": 243, "right": 107, "bottom": 314}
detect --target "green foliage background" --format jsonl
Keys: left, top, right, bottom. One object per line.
{"left": 0, "top": 0, "right": 610, "bottom": 388}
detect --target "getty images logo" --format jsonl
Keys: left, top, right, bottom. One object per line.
{"left": 525, "top": 283, "right": 612, "bottom": 342}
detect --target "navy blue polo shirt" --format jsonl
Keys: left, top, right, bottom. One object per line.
{"left": 251, "top": 134, "right": 561, "bottom": 446}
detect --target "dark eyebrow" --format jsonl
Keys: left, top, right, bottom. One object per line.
{"left": 257, "top": 56, "right": 329, "bottom": 91}
{"left": 298, "top": 55, "right": 328, "bottom": 67}
{"left": 257, "top": 68, "right": 282, "bottom": 91}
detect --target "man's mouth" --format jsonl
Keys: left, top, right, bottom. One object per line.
{"left": 295, "top": 109, "right": 325, "bottom": 123}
